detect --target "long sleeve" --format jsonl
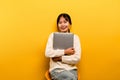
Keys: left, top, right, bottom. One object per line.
{"left": 45, "top": 33, "right": 65, "bottom": 58}
{"left": 62, "top": 35, "right": 81, "bottom": 65}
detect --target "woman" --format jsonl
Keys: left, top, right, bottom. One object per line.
{"left": 45, "top": 13, "right": 81, "bottom": 80}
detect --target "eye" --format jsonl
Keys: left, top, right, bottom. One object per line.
{"left": 64, "top": 20, "right": 67, "bottom": 23}
{"left": 59, "top": 21, "right": 62, "bottom": 24}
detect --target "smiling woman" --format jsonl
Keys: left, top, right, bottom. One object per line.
{"left": 57, "top": 13, "right": 72, "bottom": 33}
{"left": 45, "top": 13, "right": 81, "bottom": 80}
{"left": 0, "top": 0, "right": 120, "bottom": 80}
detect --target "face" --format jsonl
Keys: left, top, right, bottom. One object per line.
{"left": 58, "top": 16, "right": 71, "bottom": 32}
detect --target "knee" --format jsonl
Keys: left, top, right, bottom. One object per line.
{"left": 58, "top": 72, "right": 76, "bottom": 80}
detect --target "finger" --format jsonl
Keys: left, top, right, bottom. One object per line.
{"left": 70, "top": 47, "right": 74, "bottom": 50}
{"left": 73, "top": 50, "right": 75, "bottom": 53}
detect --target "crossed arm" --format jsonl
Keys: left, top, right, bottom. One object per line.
{"left": 52, "top": 47, "right": 75, "bottom": 62}
{"left": 45, "top": 33, "right": 81, "bottom": 65}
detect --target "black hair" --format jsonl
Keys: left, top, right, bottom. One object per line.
{"left": 57, "top": 13, "right": 72, "bottom": 32}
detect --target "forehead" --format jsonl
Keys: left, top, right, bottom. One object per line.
{"left": 59, "top": 16, "right": 66, "bottom": 21}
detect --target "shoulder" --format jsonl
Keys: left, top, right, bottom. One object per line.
{"left": 73, "top": 33, "right": 80, "bottom": 40}
{"left": 48, "top": 32, "right": 58, "bottom": 38}
{"left": 72, "top": 33, "right": 79, "bottom": 38}
{"left": 49, "top": 32, "right": 54, "bottom": 36}
{"left": 74, "top": 34, "right": 79, "bottom": 37}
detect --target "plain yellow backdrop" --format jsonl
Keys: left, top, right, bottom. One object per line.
{"left": 0, "top": 0, "right": 120, "bottom": 80}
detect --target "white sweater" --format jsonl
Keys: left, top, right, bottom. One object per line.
{"left": 45, "top": 32, "right": 81, "bottom": 72}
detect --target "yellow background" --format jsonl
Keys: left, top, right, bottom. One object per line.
{"left": 0, "top": 0, "right": 120, "bottom": 80}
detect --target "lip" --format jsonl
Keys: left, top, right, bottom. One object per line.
{"left": 61, "top": 26, "right": 67, "bottom": 29}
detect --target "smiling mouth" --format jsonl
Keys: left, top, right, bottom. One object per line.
{"left": 61, "top": 26, "right": 67, "bottom": 30}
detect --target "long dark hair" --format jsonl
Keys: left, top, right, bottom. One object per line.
{"left": 57, "top": 13, "right": 72, "bottom": 33}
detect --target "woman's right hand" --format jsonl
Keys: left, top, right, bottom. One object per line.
{"left": 64, "top": 47, "right": 75, "bottom": 55}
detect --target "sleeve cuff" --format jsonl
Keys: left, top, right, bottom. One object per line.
{"left": 54, "top": 49, "right": 65, "bottom": 57}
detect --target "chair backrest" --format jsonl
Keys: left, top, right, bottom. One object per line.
{"left": 45, "top": 70, "right": 51, "bottom": 80}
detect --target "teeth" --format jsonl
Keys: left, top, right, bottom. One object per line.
{"left": 61, "top": 27, "right": 66, "bottom": 29}
{"left": 63, "top": 28, "right": 65, "bottom": 29}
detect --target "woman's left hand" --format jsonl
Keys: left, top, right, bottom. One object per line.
{"left": 52, "top": 56, "right": 62, "bottom": 62}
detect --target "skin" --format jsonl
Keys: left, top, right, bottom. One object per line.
{"left": 52, "top": 16, "right": 75, "bottom": 62}
{"left": 58, "top": 16, "right": 70, "bottom": 33}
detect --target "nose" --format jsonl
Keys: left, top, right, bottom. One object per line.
{"left": 61, "top": 22, "right": 66, "bottom": 26}
{"left": 61, "top": 22, "right": 64, "bottom": 25}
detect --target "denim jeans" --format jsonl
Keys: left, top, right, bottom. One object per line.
{"left": 50, "top": 68, "right": 78, "bottom": 80}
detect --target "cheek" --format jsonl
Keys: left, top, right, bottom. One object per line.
{"left": 58, "top": 22, "right": 69, "bottom": 27}
{"left": 58, "top": 24, "right": 61, "bottom": 27}
{"left": 65, "top": 22, "right": 69, "bottom": 26}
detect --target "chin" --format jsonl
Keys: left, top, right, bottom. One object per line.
{"left": 61, "top": 31, "right": 68, "bottom": 33}
{"left": 61, "top": 29, "right": 68, "bottom": 32}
